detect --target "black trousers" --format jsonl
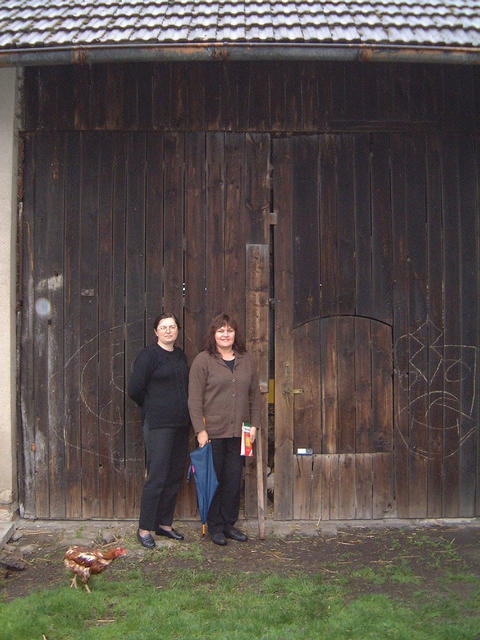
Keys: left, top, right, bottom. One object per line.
{"left": 207, "top": 437, "right": 243, "bottom": 534}
{"left": 138, "top": 423, "right": 189, "bottom": 531}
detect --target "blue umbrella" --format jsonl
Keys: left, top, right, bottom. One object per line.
{"left": 187, "top": 443, "right": 219, "bottom": 536}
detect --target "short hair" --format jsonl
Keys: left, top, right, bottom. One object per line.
{"left": 153, "top": 312, "right": 180, "bottom": 331}
{"left": 203, "top": 312, "right": 246, "bottom": 355}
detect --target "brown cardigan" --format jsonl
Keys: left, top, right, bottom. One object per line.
{"left": 188, "top": 350, "right": 262, "bottom": 438}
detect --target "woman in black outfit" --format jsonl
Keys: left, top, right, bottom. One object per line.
{"left": 128, "top": 312, "right": 190, "bottom": 548}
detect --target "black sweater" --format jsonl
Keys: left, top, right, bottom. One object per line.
{"left": 128, "top": 343, "right": 190, "bottom": 429}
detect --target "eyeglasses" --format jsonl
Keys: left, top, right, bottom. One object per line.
{"left": 157, "top": 325, "right": 178, "bottom": 332}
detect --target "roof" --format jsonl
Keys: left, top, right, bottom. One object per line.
{"left": 1, "top": 1, "right": 479, "bottom": 65}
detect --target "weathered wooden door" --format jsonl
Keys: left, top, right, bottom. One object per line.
{"left": 273, "top": 135, "right": 394, "bottom": 520}
{"left": 19, "top": 131, "right": 270, "bottom": 519}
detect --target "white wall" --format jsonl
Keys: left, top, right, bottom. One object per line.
{"left": 0, "top": 68, "right": 18, "bottom": 519}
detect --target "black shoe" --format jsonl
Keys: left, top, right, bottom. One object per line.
{"left": 211, "top": 532, "right": 227, "bottom": 546}
{"left": 137, "top": 529, "right": 156, "bottom": 549}
{"left": 155, "top": 527, "right": 184, "bottom": 541}
{"left": 224, "top": 526, "right": 248, "bottom": 542}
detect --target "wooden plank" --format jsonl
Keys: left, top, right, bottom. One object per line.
{"left": 354, "top": 136, "right": 374, "bottom": 317}
{"left": 373, "top": 453, "right": 394, "bottom": 519}
{"left": 97, "top": 132, "right": 116, "bottom": 518}
{"left": 110, "top": 133, "right": 128, "bottom": 518}
{"left": 337, "top": 317, "right": 356, "bottom": 453}
{"left": 124, "top": 132, "right": 147, "bottom": 518}
{"left": 320, "top": 317, "right": 338, "bottom": 453}
{"left": 457, "top": 134, "right": 477, "bottom": 516}
{"left": 319, "top": 454, "right": 333, "bottom": 521}
{"left": 355, "top": 454, "right": 373, "bottom": 519}
{"left": 310, "top": 455, "right": 323, "bottom": 519}
{"left": 292, "top": 135, "right": 320, "bottom": 325}
{"left": 442, "top": 135, "right": 461, "bottom": 517}
{"left": 205, "top": 132, "right": 225, "bottom": 319}
{"left": 292, "top": 321, "right": 321, "bottom": 453}
{"left": 425, "top": 134, "right": 444, "bottom": 518}
{"left": 224, "top": 134, "right": 246, "bottom": 316}
{"left": 245, "top": 133, "right": 270, "bottom": 244}
{"left": 145, "top": 134, "right": 164, "bottom": 335}
{"left": 152, "top": 63, "right": 171, "bottom": 130}
{"left": 63, "top": 132, "right": 83, "bottom": 518}
{"left": 19, "top": 133, "right": 36, "bottom": 517}
{"left": 338, "top": 454, "right": 356, "bottom": 519}
{"left": 405, "top": 135, "right": 428, "bottom": 517}
{"left": 371, "top": 322, "right": 393, "bottom": 453}
{"left": 391, "top": 134, "right": 410, "bottom": 518}
{"left": 354, "top": 318, "right": 372, "bottom": 453}
{"left": 319, "top": 135, "right": 338, "bottom": 316}
{"left": 184, "top": 133, "right": 207, "bottom": 362}
{"left": 293, "top": 455, "right": 312, "bottom": 519}
{"left": 328, "top": 454, "right": 340, "bottom": 520}
{"left": 33, "top": 131, "right": 66, "bottom": 518}
{"left": 79, "top": 132, "right": 101, "bottom": 518}
{"left": 301, "top": 63, "right": 320, "bottom": 131}
{"left": 370, "top": 134, "right": 393, "bottom": 324}
{"left": 273, "top": 137, "right": 294, "bottom": 519}
{"left": 245, "top": 244, "right": 269, "bottom": 518}
{"left": 32, "top": 131, "right": 51, "bottom": 518}
{"left": 335, "top": 136, "right": 356, "bottom": 315}
{"left": 73, "top": 66, "right": 90, "bottom": 130}
{"left": 162, "top": 133, "right": 185, "bottom": 322}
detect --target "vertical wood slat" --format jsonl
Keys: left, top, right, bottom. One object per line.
{"left": 337, "top": 318, "right": 356, "bottom": 454}
{"left": 63, "top": 132, "right": 83, "bottom": 518}
{"left": 79, "top": 132, "right": 101, "bottom": 518}
{"left": 425, "top": 134, "right": 444, "bottom": 518}
{"left": 124, "top": 132, "right": 146, "bottom": 518}
{"left": 406, "top": 135, "right": 428, "bottom": 517}
{"left": 370, "top": 134, "right": 393, "bottom": 325}
{"left": 97, "top": 132, "right": 116, "bottom": 518}
{"left": 224, "top": 134, "right": 246, "bottom": 318}
{"left": 391, "top": 134, "right": 410, "bottom": 518}
{"left": 321, "top": 318, "right": 338, "bottom": 454}
{"left": 184, "top": 133, "right": 207, "bottom": 362}
{"left": 319, "top": 135, "right": 338, "bottom": 317}
{"left": 458, "top": 135, "right": 477, "bottom": 517}
{"left": 163, "top": 134, "right": 185, "bottom": 324}
{"left": 205, "top": 133, "right": 225, "bottom": 320}
{"left": 335, "top": 136, "right": 356, "bottom": 315}
{"left": 19, "top": 133, "right": 36, "bottom": 517}
{"left": 245, "top": 244, "right": 269, "bottom": 518}
{"left": 110, "top": 134, "right": 128, "bottom": 518}
{"left": 442, "top": 136, "right": 461, "bottom": 517}
{"left": 145, "top": 134, "right": 164, "bottom": 332}
{"left": 292, "top": 321, "right": 321, "bottom": 453}
{"left": 33, "top": 132, "right": 57, "bottom": 517}
{"left": 273, "top": 137, "right": 294, "bottom": 520}
{"left": 292, "top": 135, "right": 320, "bottom": 326}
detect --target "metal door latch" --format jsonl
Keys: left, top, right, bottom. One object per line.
{"left": 283, "top": 387, "right": 304, "bottom": 397}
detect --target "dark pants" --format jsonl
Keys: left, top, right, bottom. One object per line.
{"left": 207, "top": 437, "right": 243, "bottom": 534}
{"left": 139, "top": 423, "right": 189, "bottom": 531}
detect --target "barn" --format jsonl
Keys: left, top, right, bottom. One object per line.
{"left": 0, "top": 1, "right": 478, "bottom": 526}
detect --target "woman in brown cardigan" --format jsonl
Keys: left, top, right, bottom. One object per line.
{"left": 188, "top": 312, "right": 262, "bottom": 546}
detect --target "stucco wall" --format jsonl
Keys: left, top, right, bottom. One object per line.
{"left": 0, "top": 68, "right": 18, "bottom": 519}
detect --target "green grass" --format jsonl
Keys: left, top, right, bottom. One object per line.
{"left": 1, "top": 569, "right": 479, "bottom": 640}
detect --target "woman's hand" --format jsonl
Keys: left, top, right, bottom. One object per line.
{"left": 249, "top": 426, "right": 257, "bottom": 443}
{"left": 197, "top": 429, "right": 209, "bottom": 447}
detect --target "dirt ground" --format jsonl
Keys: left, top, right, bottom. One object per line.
{"left": 1, "top": 519, "right": 480, "bottom": 603}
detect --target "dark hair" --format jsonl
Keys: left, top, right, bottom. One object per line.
{"left": 204, "top": 312, "right": 246, "bottom": 355}
{"left": 153, "top": 312, "right": 180, "bottom": 331}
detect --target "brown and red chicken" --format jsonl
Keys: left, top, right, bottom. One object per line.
{"left": 64, "top": 546, "right": 126, "bottom": 593}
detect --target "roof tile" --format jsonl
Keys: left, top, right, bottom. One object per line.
{"left": 0, "top": 0, "right": 478, "bottom": 52}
